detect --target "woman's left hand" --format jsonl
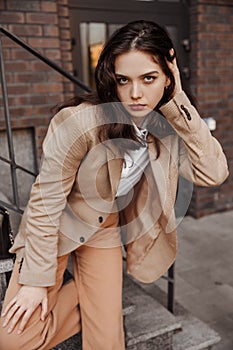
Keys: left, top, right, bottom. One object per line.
{"left": 1, "top": 285, "right": 48, "bottom": 334}
{"left": 167, "top": 49, "right": 182, "bottom": 97}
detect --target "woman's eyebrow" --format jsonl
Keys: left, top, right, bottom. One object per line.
{"left": 115, "top": 73, "right": 127, "bottom": 77}
{"left": 140, "top": 70, "right": 159, "bottom": 77}
{"left": 115, "top": 70, "right": 159, "bottom": 77}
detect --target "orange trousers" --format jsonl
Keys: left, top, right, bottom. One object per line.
{"left": 0, "top": 221, "right": 125, "bottom": 349}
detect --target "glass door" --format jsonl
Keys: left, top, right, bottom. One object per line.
{"left": 79, "top": 23, "right": 123, "bottom": 89}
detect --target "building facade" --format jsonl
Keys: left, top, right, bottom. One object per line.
{"left": 0, "top": 0, "right": 232, "bottom": 218}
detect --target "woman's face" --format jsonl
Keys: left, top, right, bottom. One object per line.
{"left": 115, "top": 50, "right": 170, "bottom": 124}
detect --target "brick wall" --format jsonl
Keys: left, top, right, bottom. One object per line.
{"left": 0, "top": 0, "right": 74, "bottom": 158}
{"left": 189, "top": 0, "right": 233, "bottom": 217}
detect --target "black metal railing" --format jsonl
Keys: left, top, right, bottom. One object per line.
{"left": 0, "top": 25, "right": 175, "bottom": 312}
{"left": 0, "top": 25, "right": 91, "bottom": 214}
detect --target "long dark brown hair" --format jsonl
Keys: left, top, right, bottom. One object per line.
{"left": 54, "top": 20, "right": 180, "bottom": 152}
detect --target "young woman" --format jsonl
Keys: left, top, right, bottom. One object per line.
{"left": 0, "top": 20, "right": 228, "bottom": 349}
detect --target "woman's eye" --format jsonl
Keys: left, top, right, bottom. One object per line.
{"left": 116, "top": 77, "right": 128, "bottom": 85}
{"left": 144, "top": 76, "right": 155, "bottom": 83}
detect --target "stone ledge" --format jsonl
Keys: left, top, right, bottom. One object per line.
{"left": 173, "top": 314, "right": 221, "bottom": 350}
{"left": 123, "top": 275, "right": 182, "bottom": 348}
{"left": 130, "top": 275, "right": 221, "bottom": 350}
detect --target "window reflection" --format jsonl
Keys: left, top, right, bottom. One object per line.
{"left": 80, "top": 22, "right": 122, "bottom": 89}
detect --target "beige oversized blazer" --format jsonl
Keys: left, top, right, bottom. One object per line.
{"left": 10, "top": 91, "right": 229, "bottom": 287}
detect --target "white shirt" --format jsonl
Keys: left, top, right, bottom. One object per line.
{"left": 116, "top": 122, "right": 149, "bottom": 197}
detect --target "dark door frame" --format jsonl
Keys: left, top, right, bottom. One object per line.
{"left": 68, "top": 0, "right": 190, "bottom": 86}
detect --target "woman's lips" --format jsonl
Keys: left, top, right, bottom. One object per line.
{"left": 128, "top": 104, "right": 146, "bottom": 111}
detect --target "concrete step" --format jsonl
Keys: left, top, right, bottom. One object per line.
{"left": 131, "top": 276, "right": 221, "bottom": 350}
{"left": 123, "top": 274, "right": 181, "bottom": 350}
{"left": 173, "top": 314, "right": 221, "bottom": 350}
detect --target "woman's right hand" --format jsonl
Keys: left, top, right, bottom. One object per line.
{"left": 1, "top": 285, "right": 48, "bottom": 334}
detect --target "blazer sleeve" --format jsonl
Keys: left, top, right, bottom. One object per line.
{"left": 18, "top": 105, "right": 88, "bottom": 287}
{"left": 159, "top": 91, "right": 229, "bottom": 186}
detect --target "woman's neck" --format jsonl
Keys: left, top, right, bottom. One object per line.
{"left": 131, "top": 116, "right": 147, "bottom": 128}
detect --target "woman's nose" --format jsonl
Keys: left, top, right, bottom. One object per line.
{"left": 130, "top": 83, "right": 142, "bottom": 99}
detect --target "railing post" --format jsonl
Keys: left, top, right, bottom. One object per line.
{"left": 0, "top": 33, "right": 20, "bottom": 210}
{"left": 167, "top": 263, "right": 175, "bottom": 313}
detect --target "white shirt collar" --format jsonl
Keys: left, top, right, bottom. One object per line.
{"left": 132, "top": 121, "right": 148, "bottom": 139}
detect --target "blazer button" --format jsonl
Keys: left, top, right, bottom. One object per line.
{"left": 80, "top": 236, "right": 85, "bottom": 243}
{"left": 18, "top": 258, "right": 24, "bottom": 273}
{"left": 98, "top": 216, "right": 103, "bottom": 223}
{"left": 180, "top": 104, "right": 192, "bottom": 120}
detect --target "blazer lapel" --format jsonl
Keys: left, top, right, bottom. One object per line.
{"left": 105, "top": 142, "right": 124, "bottom": 198}
{"left": 148, "top": 135, "right": 176, "bottom": 232}
{"left": 148, "top": 140, "right": 169, "bottom": 209}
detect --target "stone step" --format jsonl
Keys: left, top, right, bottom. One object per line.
{"left": 173, "top": 314, "right": 221, "bottom": 350}
{"left": 123, "top": 274, "right": 182, "bottom": 350}
{"left": 131, "top": 276, "right": 221, "bottom": 350}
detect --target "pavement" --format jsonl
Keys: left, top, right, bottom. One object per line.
{"left": 153, "top": 209, "right": 233, "bottom": 350}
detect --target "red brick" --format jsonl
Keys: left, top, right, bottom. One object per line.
{"left": 15, "top": 95, "right": 46, "bottom": 106}
{"left": 61, "top": 51, "right": 72, "bottom": 61}
{"left": 41, "top": 2, "right": 57, "bottom": 12}
{"left": 7, "top": 84, "right": 31, "bottom": 95}
{"left": 58, "top": 6, "right": 69, "bottom": 17}
{"left": 44, "top": 49, "right": 61, "bottom": 60}
{"left": 15, "top": 116, "right": 50, "bottom": 128}
{"left": 2, "top": 48, "right": 11, "bottom": 60}
{"left": 26, "top": 13, "right": 58, "bottom": 25}
{"left": 190, "top": 1, "right": 233, "bottom": 216}
{"left": 58, "top": 18, "right": 70, "bottom": 28}
{"left": 57, "top": 0, "right": 69, "bottom": 4}
{"left": 5, "top": 61, "right": 31, "bottom": 72}
{"left": 6, "top": 0, "right": 40, "bottom": 11}
{"left": 60, "top": 38, "right": 71, "bottom": 48}
{"left": 0, "top": 11, "right": 25, "bottom": 24}
{"left": 64, "top": 92, "right": 74, "bottom": 100}
{"left": 11, "top": 48, "right": 33, "bottom": 60}
{"left": 33, "top": 82, "right": 63, "bottom": 93}
{"left": 47, "top": 72, "right": 63, "bottom": 81}
{"left": 43, "top": 25, "right": 59, "bottom": 37}
{"left": 63, "top": 82, "right": 74, "bottom": 92}
{"left": 36, "top": 104, "right": 61, "bottom": 115}
{"left": 9, "top": 106, "right": 35, "bottom": 118}
{"left": 28, "top": 37, "right": 60, "bottom": 48}
{"left": 8, "top": 24, "right": 42, "bottom": 37}
{"left": 31, "top": 61, "right": 53, "bottom": 71}
{"left": 14, "top": 72, "right": 47, "bottom": 83}
{"left": 1, "top": 37, "right": 19, "bottom": 48}
{"left": 61, "top": 62, "right": 73, "bottom": 72}
{"left": 5, "top": 73, "right": 13, "bottom": 85}
{"left": 59, "top": 29, "right": 71, "bottom": 40}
